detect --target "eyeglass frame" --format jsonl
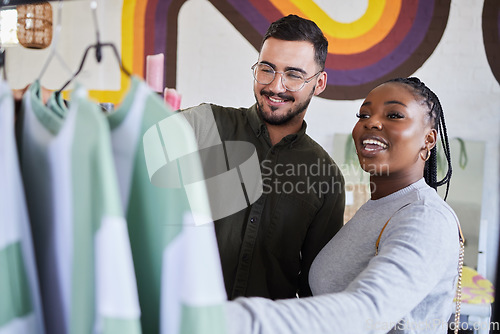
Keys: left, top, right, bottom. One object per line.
{"left": 251, "top": 62, "right": 323, "bottom": 92}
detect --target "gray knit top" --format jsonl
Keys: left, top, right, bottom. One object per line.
{"left": 226, "top": 178, "right": 460, "bottom": 334}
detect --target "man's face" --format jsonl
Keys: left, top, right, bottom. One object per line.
{"left": 254, "top": 38, "right": 327, "bottom": 126}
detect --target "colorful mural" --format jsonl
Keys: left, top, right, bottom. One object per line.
{"left": 114, "top": 0, "right": 452, "bottom": 102}
{"left": 483, "top": 0, "right": 500, "bottom": 85}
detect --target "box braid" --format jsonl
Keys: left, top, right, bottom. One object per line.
{"left": 387, "top": 77, "right": 452, "bottom": 200}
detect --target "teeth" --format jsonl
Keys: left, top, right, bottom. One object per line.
{"left": 363, "top": 139, "right": 388, "bottom": 149}
{"left": 269, "top": 96, "right": 284, "bottom": 103}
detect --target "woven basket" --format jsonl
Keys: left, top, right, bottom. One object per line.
{"left": 17, "top": 2, "right": 52, "bottom": 49}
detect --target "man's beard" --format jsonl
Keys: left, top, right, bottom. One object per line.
{"left": 255, "top": 86, "right": 315, "bottom": 126}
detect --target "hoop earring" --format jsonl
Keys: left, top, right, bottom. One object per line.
{"left": 421, "top": 147, "right": 431, "bottom": 161}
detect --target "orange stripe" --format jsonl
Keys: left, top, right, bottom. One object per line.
{"left": 122, "top": 0, "right": 135, "bottom": 78}
{"left": 269, "top": 0, "right": 305, "bottom": 18}
{"left": 133, "top": 1, "right": 147, "bottom": 76}
{"left": 272, "top": 0, "right": 401, "bottom": 55}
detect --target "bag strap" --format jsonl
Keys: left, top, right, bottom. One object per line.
{"left": 454, "top": 222, "right": 465, "bottom": 334}
{"left": 375, "top": 218, "right": 391, "bottom": 256}
{"left": 373, "top": 204, "right": 465, "bottom": 334}
{"left": 374, "top": 203, "right": 410, "bottom": 256}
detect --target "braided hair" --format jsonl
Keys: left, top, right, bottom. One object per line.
{"left": 387, "top": 77, "right": 452, "bottom": 200}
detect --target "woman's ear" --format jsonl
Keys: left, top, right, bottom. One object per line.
{"left": 425, "top": 129, "right": 438, "bottom": 150}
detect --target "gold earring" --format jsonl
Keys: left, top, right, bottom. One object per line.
{"left": 421, "top": 147, "right": 431, "bottom": 161}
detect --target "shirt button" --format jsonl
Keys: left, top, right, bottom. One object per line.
{"left": 242, "top": 254, "right": 249, "bottom": 262}
{"left": 250, "top": 217, "right": 257, "bottom": 223}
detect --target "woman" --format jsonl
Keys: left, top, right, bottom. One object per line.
{"left": 225, "top": 77, "right": 463, "bottom": 334}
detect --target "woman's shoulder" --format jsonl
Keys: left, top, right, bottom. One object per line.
{"left": 413, "top": 184, "right": 459, "bottom": 223}
{"left": 389, "top": 186, "right": 460, "bottom": 243}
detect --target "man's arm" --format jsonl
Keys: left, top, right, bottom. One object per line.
{"left": 298, "top": 170, "right": 345, "bottom": 297}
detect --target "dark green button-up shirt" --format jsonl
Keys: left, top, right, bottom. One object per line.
{"left": 182, "top": 103, "right": 345, "bottom": 300}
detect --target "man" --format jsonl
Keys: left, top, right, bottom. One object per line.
{"left": 181, "top": 14, "right": 345, "bottom": 300}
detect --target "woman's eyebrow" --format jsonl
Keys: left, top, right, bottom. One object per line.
{"left": 385, "top": 100, "right": 407, "bottom": 107}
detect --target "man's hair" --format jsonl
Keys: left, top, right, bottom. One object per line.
{"left": 262, "top": 14, "right": 328, "bottom": 70}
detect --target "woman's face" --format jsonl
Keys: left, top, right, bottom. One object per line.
{"left": 351, "top": 82, "right": 434, "bottom": 178}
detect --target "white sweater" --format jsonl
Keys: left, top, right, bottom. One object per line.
{"left": 226, "top": 179, "right": 460, "bottom": 334}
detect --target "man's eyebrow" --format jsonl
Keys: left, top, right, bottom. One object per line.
{"left": 259, "top": 60, "right": 275, "bottom": 68}
{"left": 258, "top": 61, "right": 307, "bottom": 74}
{"left": 361, "top": 101, "right": 371, "bottom": 107}
{"left": 284, "top": 66, "right": 307, "bottom": 74}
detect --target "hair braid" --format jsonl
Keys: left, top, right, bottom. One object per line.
{"left": 387, "top": 77, "right": 452, "bottom": 200}
{"left": 436, "top": 111, "right": 453, "bottom": 199}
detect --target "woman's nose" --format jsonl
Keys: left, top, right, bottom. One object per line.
{"left": 365, "top": 117, "right": 382, "bottom": 130}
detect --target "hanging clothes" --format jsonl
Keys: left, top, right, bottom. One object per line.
{"left": 17, "top": 81, "right": 141, "bottom": 334}
{"left": 45, "top": 90, "right": 67, "bottom": 119}
{"left": 0, "top": 79, "right": 45, "bottom": 334}
{"left": 106, "top": 76, "right": 227, "bottom": 334}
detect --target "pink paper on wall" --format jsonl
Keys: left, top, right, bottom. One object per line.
{"left": 146, "top": 53, "right": 164, "bottom": 93}
{"left": 164, "top": 88, "right": 181, "bottom": 110}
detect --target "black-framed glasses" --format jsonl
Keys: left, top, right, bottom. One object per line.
{"left": 251, "top": 63, "right": 322, "bottom": 92}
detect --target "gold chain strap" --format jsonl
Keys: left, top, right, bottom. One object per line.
{"left": 375, "top": 206, "right": 465, "bottom": 334}
{"left": 453, "top": 238, "right": 465, "bottom": 334}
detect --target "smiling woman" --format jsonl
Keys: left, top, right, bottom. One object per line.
{"left": 225, "top": 77, "right": 464, "bottom": 334}
{"left": 352, "top": 78, "right": 440, "bottom": 198}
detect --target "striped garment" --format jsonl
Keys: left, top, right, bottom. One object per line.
{"left": 18, "top": 81, "right": 141, "bottom": 334}
{"left": 0, "top": 80, "right": 45, "bottom": 334}
{"left": 108, "top": 76, "right": 227, "bottom": 334}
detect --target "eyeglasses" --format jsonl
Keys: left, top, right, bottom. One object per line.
{"left": 251, "top": 63, "right": 322, "bottom": 92}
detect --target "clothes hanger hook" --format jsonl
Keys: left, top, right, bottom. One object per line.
{"left": 37, "top": 0, "right": 72, "bottom": 81}
{"left": 90, "top": 0, "right": 102, "bottom": 63}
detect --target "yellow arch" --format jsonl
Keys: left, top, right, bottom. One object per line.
{"left": 83, "top": 0, "right": 135, "bottom": 104}
{"left": 278, "top": 0, "right": 386, "bottom": 39}
{"left": 269, "top": 0, "right": 400, "bottom": 55}
{"left": 325, "top": 0, "right": 401, "bottom": 54}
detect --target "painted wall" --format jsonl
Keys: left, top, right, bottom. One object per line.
{"left": 4, "top": 0, "right": 500, "bottom": 283}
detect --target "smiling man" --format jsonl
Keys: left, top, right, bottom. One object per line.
{"left": 180, "top": 15, "right": 345, "bottom": 300}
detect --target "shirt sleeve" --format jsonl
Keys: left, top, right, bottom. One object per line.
{"left": 226, "top": 204, "right": 459, "bottom": 334}
{"left": 179, "top": 103, "right": 223, "bottom": 150}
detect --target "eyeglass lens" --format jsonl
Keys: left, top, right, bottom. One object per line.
{"left": 253, "top": 63, "right": 306, "bottom": 91}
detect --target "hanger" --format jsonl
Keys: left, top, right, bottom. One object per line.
{"left": 37, "top": 0, "right": 73, "bottom": 82}
{"left": 57, "top": 0, "right": 131, "bottom": 93}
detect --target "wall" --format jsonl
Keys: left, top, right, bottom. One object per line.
{"left": 177, "top": 0, "right": 500, "bottom": 283}
{"left": 4, "top": 0, "right": 500, "bottom": 282}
